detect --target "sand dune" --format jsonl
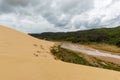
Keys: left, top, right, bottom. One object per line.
{"left": 0, "top": 25, "right": 120, "bottom": 80}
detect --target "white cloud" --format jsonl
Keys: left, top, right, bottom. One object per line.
{"left": 0, "top": 0, "right": 120, "bottom": 33}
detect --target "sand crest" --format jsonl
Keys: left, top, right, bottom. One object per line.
{"left": 0, "top": 25, "right": 120, "bottom": 80}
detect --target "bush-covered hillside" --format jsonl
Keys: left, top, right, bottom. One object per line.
{"left": 29, "top": 26, "right": 120, "bottom": 47}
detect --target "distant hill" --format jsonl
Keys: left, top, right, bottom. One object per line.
{"left": 29, "top": 26, "right": 120, "bottom": 47}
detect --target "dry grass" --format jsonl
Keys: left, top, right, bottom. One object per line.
{"left": 85, "top": 43, "right": 120, "bottom": 54}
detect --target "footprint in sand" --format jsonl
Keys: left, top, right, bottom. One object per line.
{"left": 37, "top": 51, "right": 41, "bottom": 53}
{"left": 33, "top": 53, "right": 39, "bottom": 57}
{"left": 40, "top": 45, "right": 44, "bottom": 50}
{"left": 33, "top": 44, "right": 38, "bottom": 47}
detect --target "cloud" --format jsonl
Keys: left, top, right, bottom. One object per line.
{"left": 0, "top": 0, "right": 120, "bottom": 33}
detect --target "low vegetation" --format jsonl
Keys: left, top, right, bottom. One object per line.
{"left": 84, "top": 43, "right": 120, "bottom": 54}
{"left": 30, "top": 26, "right": 120, "bottom": 47}
{"left": 30, "top": 27, "right": 120, "bottom": 71}
{"left": 51, "top": 45, "right": 91, "bottom": 65}
{"left": 51, "top": 45, "right": 120, "bottom": 72}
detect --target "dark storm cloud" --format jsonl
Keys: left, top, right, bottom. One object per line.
{"left": 0, "top": 0, "right": 120, "bottom": 33}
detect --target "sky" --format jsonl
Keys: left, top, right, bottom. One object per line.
{"left": 0, "top": 0, "right": 120, "bottom": 33}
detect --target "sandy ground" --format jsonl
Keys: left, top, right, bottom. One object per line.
{"left": 0, "top": 25, "right": 120, "bottom": 80}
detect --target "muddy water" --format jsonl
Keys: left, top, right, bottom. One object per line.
{"left": 61, "top": 43, "right": 120, "bottom": 59}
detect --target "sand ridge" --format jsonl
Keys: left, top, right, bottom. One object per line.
{"left": 0, "top": 25, "right": 120, "bottom": 80}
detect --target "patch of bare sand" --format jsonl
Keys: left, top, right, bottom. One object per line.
{"left": 0, "top": 25, "right": 120, "bottom": 80}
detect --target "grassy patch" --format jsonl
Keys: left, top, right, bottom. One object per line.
{"left": 51, "top": 46, "right": 91, "bottom": 65}
{"left": 93, "top": 58, "right": 120, "bottom": 71}
{"left": 85, "top": 43, "right": 120, "bottom": 53}
{"left": 51, "top": 45, "right": 120, "bottom": 72}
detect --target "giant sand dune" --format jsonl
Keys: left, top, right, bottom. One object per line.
{"left": 0, "top": 25, "right": 120, "bottom": 80}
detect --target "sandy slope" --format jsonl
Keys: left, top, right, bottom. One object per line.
{"left": 0, "top": 25, "right": 120, "bottom": 80}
